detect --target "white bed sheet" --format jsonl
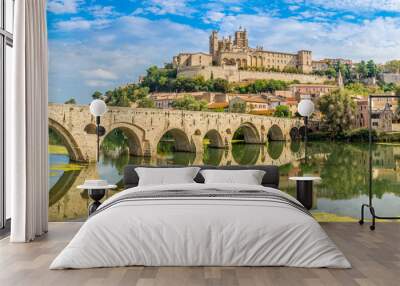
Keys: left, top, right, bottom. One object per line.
{"left": 50, "top": 183, "right": 351, "bottom": 269}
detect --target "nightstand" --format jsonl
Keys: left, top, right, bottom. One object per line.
{"left": 289, "top": 176, "right": 320, "bottom": 210}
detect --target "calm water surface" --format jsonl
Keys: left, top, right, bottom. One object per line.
{"left": 49, "top": 141, "right": 400, "bottom": 222}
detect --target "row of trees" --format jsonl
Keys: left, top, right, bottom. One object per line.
{"left": 141, "top": 66, "right": 230, "bottom": 93}
{"left": 313, "top": 60, "right": 381, "bottom": 84}
{"left": 232, "top": 79, "right": 292, "bottom": 94}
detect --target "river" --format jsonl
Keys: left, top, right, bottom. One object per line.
{"left": 48, "top": 141, "right": 400, "bottom": 222}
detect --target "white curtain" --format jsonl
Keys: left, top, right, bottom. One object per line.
{"left": 8, "top": 0, "right": 49, "bottom": 242}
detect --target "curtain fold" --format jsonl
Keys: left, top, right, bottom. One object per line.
{"left": 9, "top": 0, "right": 49, "bottom": 242}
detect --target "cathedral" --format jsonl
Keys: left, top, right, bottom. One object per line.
{"left": 173, "top": 28, "right": 313, "bottom": 74}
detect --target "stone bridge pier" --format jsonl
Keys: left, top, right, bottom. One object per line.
{"left": 48, "top": 104, "right": 303, "bottom": 163}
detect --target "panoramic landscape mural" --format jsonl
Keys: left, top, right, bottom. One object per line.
{"left": 47, "top": 0, "right": 400, "bottom": 222}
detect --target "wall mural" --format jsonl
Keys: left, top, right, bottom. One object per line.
{"left": 47, "top": 0, "right": 400, "bottom": 222}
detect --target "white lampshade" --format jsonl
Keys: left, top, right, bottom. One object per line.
{"left": 90, "top": 99, "right": 107, "bottom": 117}
{"left": 298, "top": 99, "right": 315, "bottom": 117}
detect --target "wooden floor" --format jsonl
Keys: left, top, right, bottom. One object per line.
{"left": 0, "top": 222, "right": 399, "bottom": 286}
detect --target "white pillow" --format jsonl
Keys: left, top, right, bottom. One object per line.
{"left": 135, "top": 167, "right": 200, "bottom": 186}
{"left": 200, "top": 169, "right": 266, "bottom": 185}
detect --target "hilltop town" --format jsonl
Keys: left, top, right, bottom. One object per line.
{"left": 85, "top": 28, "right": 400, "bottom": 137}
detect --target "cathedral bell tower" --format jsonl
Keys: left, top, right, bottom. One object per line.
{"left": 234, "top": 27, "right": 248, "bottom": 49}
{"left": 209, "top": 31, "right": 219, "bottom": 62}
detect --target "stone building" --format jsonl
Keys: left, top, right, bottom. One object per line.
{"left": 371, "top": 103, "right": 393, "bottom": 132}
{"left": 172, "top": 52, "right": 212, "bottom": 68}
{"left": 354, "top": 98, "right": 369, "bottom": 129}
{"left": 173, "top": 28, "right": 313, "bottom": 73}
{"left": 289, "top": 84, "right": 338, "bottom": 101}
{"left": 354, "top": 98, "right": 396, "bottom": 132}
{"left": 229, "top": 95, "right": 269, "bottom": 113}
{"left": 382, "top": 73, "right": 400, "bottom": 85}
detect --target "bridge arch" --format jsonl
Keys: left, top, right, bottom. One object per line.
{"left": 233, "top": 122, "right": 261, "bottom": 144}
{"left": 232, "top": 144, "right": 260, "bottom": 165}
{"left": 268, "top": 141, "right": 284, "bottom": 160}
{"left": 102, "top": 123, "right": 144, "bottom": 156}
{"left": 157, "top": 128, "right": 195, "bottom": 153}
{"left": 204, "top": 129, "right": 224, "bottom": 148}
{"left": 289, "top": 127, "right": 300, "bottom": 140}
{"left": 267, "top": 124, "right": 284, "bottom": 141}
{"left": 48, "top": 118, "right": 86, "bottom": 162}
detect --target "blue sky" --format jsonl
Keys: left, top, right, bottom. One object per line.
{"left": 47, "top": 0, "right": 400, "bottom": 103}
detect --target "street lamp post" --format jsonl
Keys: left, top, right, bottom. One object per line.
{"left": 298, "top": 98, "right": 315, "bottom": 141}
{"left": 298, "top": 98, "right": 315, "bottom": 165}
{"left": 89, "top": 99, "right": 107, "bottom": 162}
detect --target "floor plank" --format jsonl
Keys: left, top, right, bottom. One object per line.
{"left": 0, "top": 222, "right": 399, "bottom": 286}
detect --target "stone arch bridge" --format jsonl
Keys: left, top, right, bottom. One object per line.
{"left": 48, "top": 104, "right": 303, "bottom": 163}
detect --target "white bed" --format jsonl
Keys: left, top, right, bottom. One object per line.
{"left": 50, "top": 183, "right": 351, "bottom": 269}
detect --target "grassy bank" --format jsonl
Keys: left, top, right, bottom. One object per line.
{"left": 50, "top": 163, "right": 84, "bottom": 172}
{"left": 308, "top": 128, "right": 400, "bottom": 142}
{"left": 49, "top": 145, "right": 68, "bottom": 155}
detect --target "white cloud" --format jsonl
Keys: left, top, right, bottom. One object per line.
{"left": 142, "top": 0, "right": 196, "bottom": 16}
{"left": 56, "top": 17, "right": 111, "bottom": 31}
{"left": 85, "top": 80, "right": 113, "bottom": 87}
{"left": 95, "top": 34, "right": 116, "bottom": 44}
{"left": 297, "top": 10, "right": 335, "bottom": 21}
{"left": 47, "top": 0, "right": 82, "bottom": 14}
{"left": 204, "top": 11, "right": 225, "bottom": 23}
{"left": 288, "top": 5, "right": 300, "bottom": 11}
{"left": 81, "top": 68, "right": 118, "bottom": 80}
{"left": 88, "top": 5, "right": 119, "bottom": 18}
{"left": 301, "top": 0, "right": 400, "bottom": 12}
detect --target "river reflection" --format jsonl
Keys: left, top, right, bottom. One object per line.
{"left": 49, "top": 141, "right": 400, "bottom": 222}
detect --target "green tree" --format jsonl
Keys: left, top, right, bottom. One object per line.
{"left": 64, "top": 98, "right": 76, "bottom": 104}
{"left": 171, "top": 95, "right": 208, "bottom": 111}
{"left": 137, "top": 97, "right": 155, "bottom": 108}
{"left": 384, "top": 60, "right": 400, "bottom": 73}
{"left": 318, "top": 89, "right": 356, "bottom": 135}
{"left": 208, "top": 78, "right": 230, "bottom": 93}
{"left": 356, "top": 61, "right": 369, "bottom": 79}
{"left": 140, "top": 65, "right": 177, "bottom": 92}
{"left": 274, "top": 105, "right": 291, "bottom": 117}
{"left": 325, "top": 66, "right": 337, "bottom": 78}
{"left": 133, "top": 87, "right": 150, "bottom": 100}
{"left": 92, "top": 91, "right": 103, "bottom": 99}
{"left": 366, "top": 60, "right": 380, "bottom": 78}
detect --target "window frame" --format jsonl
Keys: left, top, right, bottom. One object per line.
{"left": 0, "top": 0, "right": 13, "bottom": 231}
